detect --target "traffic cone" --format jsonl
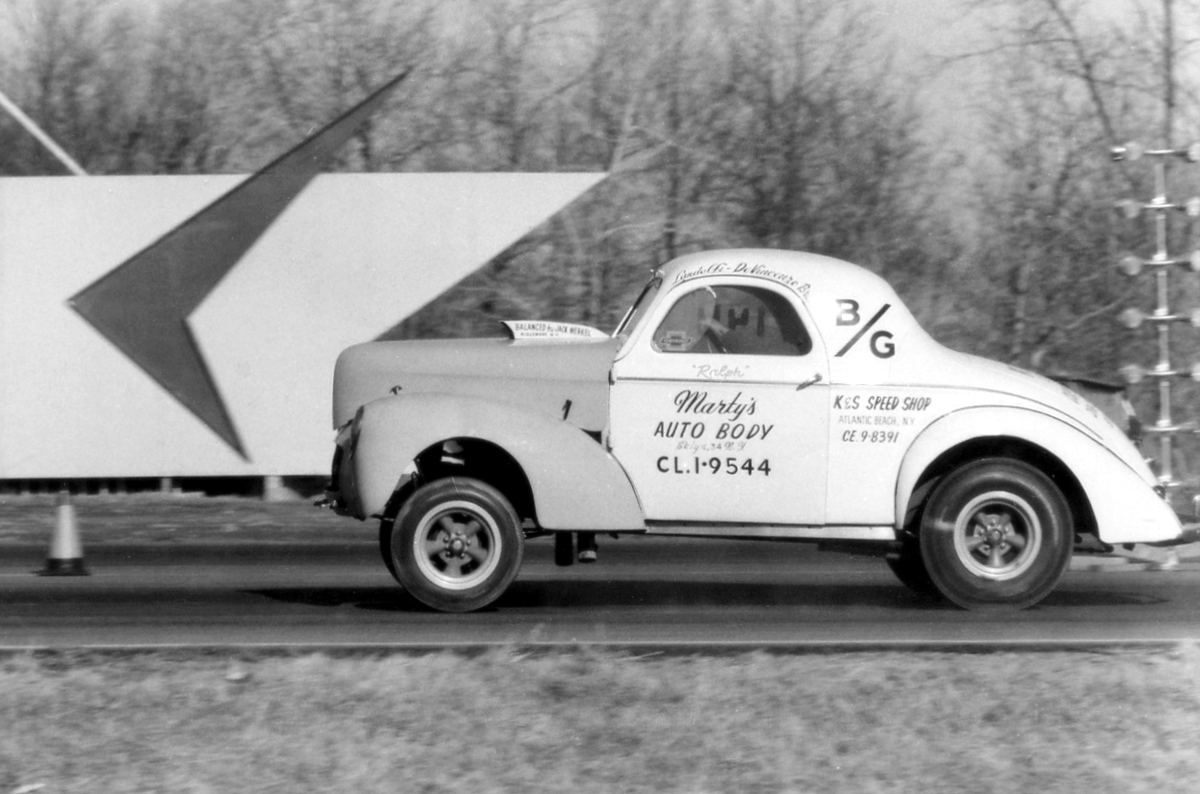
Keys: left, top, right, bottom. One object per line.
{"left": 39, "top": 490, "right": 88, "bottom": 576}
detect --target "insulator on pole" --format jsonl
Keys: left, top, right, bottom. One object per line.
{"left": 1120, "top": 364, "right": 1145, "bottom": 384}
{"left": 1117, "top": 199, "right": 1142, "bottom": 219}
{"left": 1119, "top": 254, "right": 1143, "bottom": 276}
{"left": 1120, "top": 307, "right": 1145, "bottom": 329}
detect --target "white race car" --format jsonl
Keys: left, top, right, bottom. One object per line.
{"left": 325, "top": 249, "right": 1191, "bottom": 611}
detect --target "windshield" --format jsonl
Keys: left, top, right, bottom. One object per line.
{"left": 613, "top": 274, "right": 661, "bottom": 338}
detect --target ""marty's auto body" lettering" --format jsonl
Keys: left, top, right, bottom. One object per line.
{"left": 652, "top": 390, "right": 775, "bottom": 442}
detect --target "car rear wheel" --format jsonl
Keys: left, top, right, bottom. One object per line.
{"left": 390, "top": 477, "right": 524, "bottom": 612}
{"left": 885, "top": 540, "right": 942, "bottom": 601}
{"left": 919, "top": 458, "right": 1072, "bottom": 610}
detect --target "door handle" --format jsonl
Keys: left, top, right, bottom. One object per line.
{"left": 796, "top": 373, "right": 823, "bottom": 391}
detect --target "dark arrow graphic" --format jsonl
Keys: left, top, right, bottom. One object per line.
{"left": 70, "top": 70, "right": 409, "bottom": 459}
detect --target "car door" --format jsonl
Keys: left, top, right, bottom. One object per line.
{"left": 609, "top": 278, "right": 830, "bottom": 525}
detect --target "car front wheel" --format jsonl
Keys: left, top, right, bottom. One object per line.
{"left": 919, "top": 458, "right": 1072, "bottom": 610}
{"left": 391, "top": 477, "right": 524, "bottom": 612}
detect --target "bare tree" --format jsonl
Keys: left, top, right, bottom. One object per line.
{"left": 0, "top": 0, "right": 148, "bottom": 174}
{"left": 957, "top": 0, "right": 1200, "bottom": 485}
{"left": 2, "top": 0, "right": 949, "bottom": 348}
{"left": 958, "top": 1, "right": 1200, "bottom": 367}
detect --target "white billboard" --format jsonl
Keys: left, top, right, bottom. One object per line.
{"left": 0, "top": 171, "right": 606, "bottom": 478}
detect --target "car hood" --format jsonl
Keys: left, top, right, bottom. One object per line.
{"left": 332, "top": 336, "right": 621, "bottom": 432}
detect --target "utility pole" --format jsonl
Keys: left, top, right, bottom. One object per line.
{"left": 1109, "top": 0, "right": 1200, "bottom": 493}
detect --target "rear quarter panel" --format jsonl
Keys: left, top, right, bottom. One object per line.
{"left": 891, "top": 406, "right": 1180, "bottom": 544}
{"left": 827, "top": 382, "right": 1180, "bottom": 542}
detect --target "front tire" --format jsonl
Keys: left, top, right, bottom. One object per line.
{"left": 379, "top": 519, "right": 397, "bottom": 579}
{"left": 391, "top": 477, "right": 524, "bottom": 612}
{"left": 919, "top": 458, "right": 1072, "bottom": 610}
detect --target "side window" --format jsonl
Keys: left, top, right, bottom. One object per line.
{"left": 652, "top": 284, "right": 812, "bottom": 356}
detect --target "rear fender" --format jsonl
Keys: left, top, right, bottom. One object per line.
{"left": 896, "top": 408, "right": 1180, "bottom": 544}
{"left": 352, "top": 393, "right": 645, "bottom": 530}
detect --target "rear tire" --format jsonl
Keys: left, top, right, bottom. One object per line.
{"left": 885, "top": 540, "right": 942, "bottom": 601}
{"left": 391, "top": 477, "right": 524, "bottom": 612}
{"left": 919, "top": 458, "right": 1072, "bottom": 610}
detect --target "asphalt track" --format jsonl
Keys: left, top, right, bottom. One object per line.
{"left": 4, "top": 530, "right": 1200, "bottom": 651}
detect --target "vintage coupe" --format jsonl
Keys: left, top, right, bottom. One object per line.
{"left": 324, "top": 249, "right": 1187, "bottom": 611}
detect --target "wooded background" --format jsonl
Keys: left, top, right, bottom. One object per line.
{"left": 4, "top": 0, "right": 1200, "bottom": 478}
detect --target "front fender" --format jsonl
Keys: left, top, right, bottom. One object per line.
{"left": 895, "top": 407, "right": 1181, "bottom": 544}
{"left": 351, "top": 393, "right": 646, "bottom": 531}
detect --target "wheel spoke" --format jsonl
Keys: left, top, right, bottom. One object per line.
{"left": 438, "top": 515, "right": 458, "bottom": 534}
{"left": 423, "top": 538, "right": 445, "bottom": 558}
{"left": 987, "top": 545, "right": 1005, "bottom": 568}
{"left": 965, "top": 534, "right": 987, "bottom": 552}
{"left": 461, "top": 518, "right": 483, "bottom": 539}
{"left": 442, "top": 555, "right": 466, "bottom": 577}
{"left": 466, "top": 545, "right": 488, "bottom": 565}
{"left": 1007, "top": 533, "right": 1028, "bottom": 551}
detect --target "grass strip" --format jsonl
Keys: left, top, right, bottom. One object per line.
{"left": 2, "top": 646, "right": 1199, "bottom": 793}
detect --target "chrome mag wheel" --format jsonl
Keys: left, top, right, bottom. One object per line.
{"left": 412, "top": 501, "right": 503, "bottom": 590}
{"left": 951, "top": 492, "right": 1043, "bottom": 581}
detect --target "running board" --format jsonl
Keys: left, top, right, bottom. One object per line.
{"left": 643, "top": 523, "right": 897, "bottom": 542}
